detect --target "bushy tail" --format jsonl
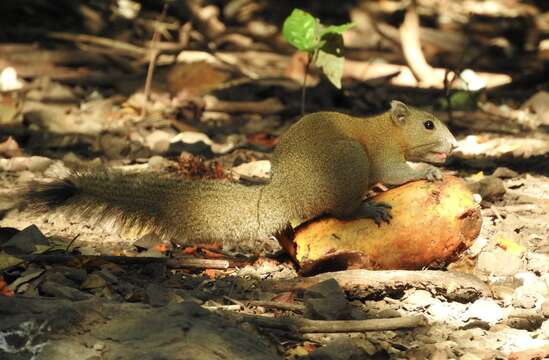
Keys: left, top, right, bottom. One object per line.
{"left": 26, "top": 170, "right": 290, "bottom": 247}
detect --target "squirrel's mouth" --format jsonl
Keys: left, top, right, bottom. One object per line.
{"left": 420, "top": 151, "right": 449, "bottom": 164}
{"left": 430, "top": 152, "right": 448, "bottom": 161}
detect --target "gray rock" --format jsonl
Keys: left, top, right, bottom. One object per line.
{"left": 464, "top": 298, "right": 504, "bottom": 324}
{"left": 145, "top": 130, "right": 173, "bottom": 154}
{"left": 527, "top": 252, "right": 549, "bottom": 274}
{"left": 145, "top": 283, "right": 172, "bottom": 307}
{"left": 539, "top": 319, "right": 549, "bottom": 339}
{"left": 26, "top": 156, "right": 54, "bottom": 172}
{"left": 476, "top": 248, "right": 525, "bottom": 276}
{"left": 467, "top": 176, "right": 506, "bottom": 202}
{"left": 40, "top": 281, "right": 93, "bottom": 301}
{"left": 512, "top": 274, "right": 548, "bottom": 309}
{"left": 80, "top": 273, "right": 108, "bottom": 290}
{"left": 147, "top": 155, "right": 172, "bottom": 170}
{"left": 492, "top": 167, "right": 518, "bottom": 179}
{"left": 403, "top": 289, "right": 438, "bottom": 309}
{"left": 541, "top": 299, "right": 549, "bottom": 317}
{"left": 304, "top": 279, "right": 352, "bottom": 320}
{"left": 49, "top": 266, "right": 88, "bottom": 284}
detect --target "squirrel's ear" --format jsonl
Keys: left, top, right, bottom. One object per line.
{"left": 390, "top": 100, "right": 409, "bottom": 126}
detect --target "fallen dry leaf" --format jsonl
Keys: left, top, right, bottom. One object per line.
{"left": 203, "top": 268, "right": 218, "bottom": 279}
{"left": 182, "top": 246, "right": 198, "bottom": 255}
{"left": 0, "top": 276, "right": 15, "bottom": 297}
{"left": 201, "top": 248, "right": 224, "bottom": 259}
{"left": 495, "top": 236, "right": 526, "bottom": 254}
{"left": 0, "top": 136, "right": 23, "bottom": 158}
{"left": 167, "top": 61, "right": 229, "bottom": 97}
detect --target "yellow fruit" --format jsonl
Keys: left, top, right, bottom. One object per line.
{"left": 280, "top": 176, "right": 482, "bottom": 274}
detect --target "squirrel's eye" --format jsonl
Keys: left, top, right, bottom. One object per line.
{"left": 424, "top": 120, "right": 435, "bottom": 130}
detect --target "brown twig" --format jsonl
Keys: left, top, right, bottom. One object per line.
{"left": 142, "top": 3, "right": 169, "bottom": 118}
{"left": 47, "top": 32, "right": 146, "bottom": 57}
{"left": 167, "top": 257, "right": 230, "bottom": 269}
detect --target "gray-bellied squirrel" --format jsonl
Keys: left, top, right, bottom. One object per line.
{"left": 26, "top": 101, "right": 457, "bottom": 247}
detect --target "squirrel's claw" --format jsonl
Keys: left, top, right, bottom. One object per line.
{"left": 356, "top": 201, "right": 392, "bottom": 225}
{"left": 424, "top": 166, "right": 443, "bottom": 181}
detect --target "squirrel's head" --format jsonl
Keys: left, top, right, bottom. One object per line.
{"left": 389, "top": 100, "right": 457, "bottom": 164}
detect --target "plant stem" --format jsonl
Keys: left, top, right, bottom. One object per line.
{"left": 301, "top": 53, "right": 312, "bottom": 115}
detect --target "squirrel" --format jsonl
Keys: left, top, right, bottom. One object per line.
{"left": 26, "top": 101, "right": 457, "bottom": 247}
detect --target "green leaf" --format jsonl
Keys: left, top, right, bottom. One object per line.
{"left": 321, "top": 22, "right": 355, "bottom": 36}
{"left": 282, "top": 9, "right": 321, "bottom": 52}
{"left": 437, "top": 90, "right": 480, "bottom": 111}
{"left": 314, "top": 33, "right": 345, "bottom": 88}
{"left": 315, "top": 50, "right": 344, "bottom": 88}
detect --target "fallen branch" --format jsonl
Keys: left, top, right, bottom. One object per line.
{"left": 228, "top": 312, "right": 427, "bottom": 333}
{"left": 262, "top": 269, "right": 490, "bottom": 302}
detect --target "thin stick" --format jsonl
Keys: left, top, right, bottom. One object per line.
{"left": 142, "top": 3, "right": 169, "bottom": 118}
{"left": 47, "top": 32, "right": 146, "bottom": 57}
{"left": 167, "top": 257, "right": 230, "bottom": 269}
{"left": 64, "top": 234, "right": 80, "bottom": 252}
{"left": 301, "top": 53, "right": 312, "bottom": 115}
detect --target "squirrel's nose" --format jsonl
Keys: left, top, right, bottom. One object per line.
{"left": 449, "top": 135, "right": 458, "bottom": 152}
{"left": 451, "top": 140, "right": 458, "bottom": 151}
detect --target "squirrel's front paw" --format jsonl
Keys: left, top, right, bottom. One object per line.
{"left": 424, "top": 166, "right": 443, "bottom": 181}
{"left": 355, "top": 201, "right": 392, "bottom": 225}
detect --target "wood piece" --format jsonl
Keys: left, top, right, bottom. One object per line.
{"left": 204, "top": 96, "right": 284, "bottom": 114}
{"left": 399, "top": 2, "right": 435, "bottom": 85}
{"left": 262, "top": 269, "right": 490, "bottom": 302}
{"left": 246, "top": 300, "right": 305, "bottom": 313}
{"left": 230, "top": 312, "right": 427, "bottom": 333}
{"left": 167, "top": 257, "right": 230, "bottom": 269}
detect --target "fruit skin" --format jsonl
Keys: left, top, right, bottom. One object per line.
{"left": 283, "top": 176, "right": 481, "bottom": 274}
